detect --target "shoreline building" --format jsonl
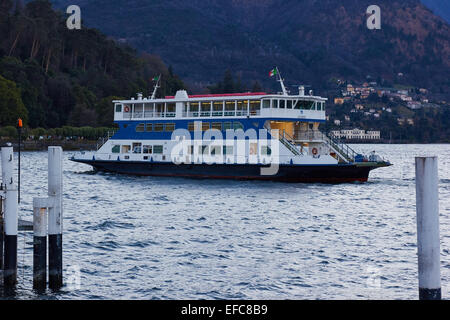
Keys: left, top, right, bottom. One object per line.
{"left": 331, "top": 128, "right": 381, "bottom": 141}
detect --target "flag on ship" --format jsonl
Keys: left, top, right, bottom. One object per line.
{"left": 269, "top": 68, "right": 278, "bottom": 77}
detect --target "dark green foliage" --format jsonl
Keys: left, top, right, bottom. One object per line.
{"left": 0, "top": 74, "right": 28, "bottom": 126}
{"left": 0, "top": 0, "right": 185, "bottom": 129}
{"left": 208, "top": 70, "right": 249, "bottom": 94}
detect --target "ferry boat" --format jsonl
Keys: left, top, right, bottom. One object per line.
{"left": 71, "top": 70, "right": 391, "bottom": 183}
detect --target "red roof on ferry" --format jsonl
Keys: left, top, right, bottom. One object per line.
{"left": 165, "top": 92, "right": 267, "bottom": 99}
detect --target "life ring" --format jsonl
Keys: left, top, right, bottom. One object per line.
{"left": 312, "top": 147, "right": 318, "bottom": 156}
{"left": 124, "top": 106, "right": 130, "bottom": 112}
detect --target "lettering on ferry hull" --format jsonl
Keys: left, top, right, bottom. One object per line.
{"left": 169, "top": 128, "right": 281, "bottom": 175}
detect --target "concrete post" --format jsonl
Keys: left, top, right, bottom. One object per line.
{"left": 415, "top": 156, "right": 441, "bottom": 300}
{"left": 1, "top": 147, "right": 18, "bottom": 289}
{"left": 48, "top": 147, "right": 63, "bottom": 290}
{"left": 33, "top": 198, "right": 48, "bottom": 291}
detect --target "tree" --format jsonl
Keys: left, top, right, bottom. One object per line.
{"left": 251, "top": 81, "right": 263, "bottom": 92}
{"left": 0, "top": 74, "right": 28, "bottom": 126}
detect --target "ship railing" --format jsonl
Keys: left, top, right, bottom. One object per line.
{"left": 294, "top": 130, "right": 357, "bottom": 163}
{"left": 180, "top": 110, "right": 260, "bottom": 118}
{"left": 295, "top": 131, "right": 324, "bottom": 141}
{"left": 280, "top": 130, "right": 302, "bottom": 156}
{"left": 96, "top": 130, "right": 117, "bottom": 151}
{"left": 323, "top": 132, "right": 358, "bottom": 163}
{"left": 266, "top": 126, "right": 302, "bottom": 156}
{"left": 130, "top": 111, "right": 177, "bottom": 119}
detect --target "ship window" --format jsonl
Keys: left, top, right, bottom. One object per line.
{"left": 225, "top": 101, "right": 236, "bottom": 115}
{"left": 261, "top": 146, "right": 271, "bottom": 155}
{"left": 233, "top": 122, "right": 244, "bottom": 130}
{"left": 121, "top": 145, "right": 131, "bottom": 153}
{"left": 250, "top": 143, "right": 258, "bottom": 155}
{"left": 190, "top": 102, "right": 199, "bottom": 112}
{"left": 202, "top": 122, "right": 210, "bottom": 131}
{"left": 210, "top": 146, "right": 221, "bottom": 155}
{"left": 155, "top": 103, "right": 164, "bottom": 117}
{"left": 262, "top": 100, "right": 270, "bottom": 108}
{"left": 167, "top": 103, "right": 176, "bottom": 113}
{"left": 144, "top": 103, "right": 153, "bottom": 117}
{"left": 188, "top": 122, "right": 195, "bottom": 131}
{"left": 143, "top": 145, "right": 152, "bottom": 154}
{"left": 136, "top": 123, "right": 145, "bottom": 132}
{"left": 272, "top": 100, "right": 278, "bottom": 108}
{"left": 279, "top": 100, "right": 285, "bottom": 108}
{"left": 154, "top": 123, "right": 164, "bottom": 132}
{"left": 237, "top": 100, "right": 247, "bottom": 114}
{"left": 123, "top": 124, "right": 128, "bottom": 128}
{"left": 223, "top": 122, "right": 232, "bottom": 130}
{"left": 213, "top": 101, "right": 224, "bottom": 114}
{"left": 298, "top": 101, "right": 314, "bottom": 110}
{"left": 223, "top": 146, "right": 233, "bottom": 155}
{"left": 132, "top": 143, "right": 142, "bottom": 154}
{"left": 249, "top": 100, "right": 260, "bottom": 115}
{"left": 112, "top": 145, "right": 120, "bottom": 153}
{"left": 153, "top": 145, "right": 163, "bottom": 154}
{"left": 146, "top": 123, "right": 153, "bottom": 132}
{"left": 188, "top": 145, "right": 194, "bottom": 155}
{"left": 212, "top": 122, "right": 222, "bottom": 130}
{"left": 287, "top": 100, "right": 293, "bottom": 109}
{"left": 201, "top": 102, "right": 211, "bottom": 115}
{"left": 200, "top": 145, "right": 209, "bottom": 155}
{"left": 293, "top": 100, "right": 300, "bottom": 109}
{"left": 115, "top": 104, "right": 122, "bottom": 112}
{"left": 165, "top": 123, "right": 175, "bottom": 132}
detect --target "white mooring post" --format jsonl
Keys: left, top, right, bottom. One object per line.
{"left": 33, "top": 198, "right": 48, "bottom": 291}
{"left": 415, "top": 156, "right": 441, "bottom": 300}
{"left": 1, "top": 146, "right": 18, "bottom": 289}
{"left": 48, "top": 147, "right": 63, "bottom": 290}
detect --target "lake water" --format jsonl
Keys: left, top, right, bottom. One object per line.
{"left": 2, "top": 144, "right": 449, "bottom": 300}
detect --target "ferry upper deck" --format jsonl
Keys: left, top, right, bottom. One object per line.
{"left": 112, "top": 89, "right": 327, "bottom": 123}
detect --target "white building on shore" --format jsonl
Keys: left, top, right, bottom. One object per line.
{"left": 331, "top": 128, "right": 381, "bottom": 140}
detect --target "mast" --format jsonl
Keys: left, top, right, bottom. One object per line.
{"left": 276, "top": 67, "right": 288, "bottom": 96}
{"left": 150, "top": 74, "right": 161, "bottom": 100}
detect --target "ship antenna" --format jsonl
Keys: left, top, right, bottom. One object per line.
{"left": 275, "top": 67, "right": 288, "bottom": 96}
{"left": 150, "top": 74, "right": 161, "bottom": 100}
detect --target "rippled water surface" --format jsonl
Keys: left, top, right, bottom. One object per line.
{"left": 2, "top": 144, "right": 450, "bottom": 299}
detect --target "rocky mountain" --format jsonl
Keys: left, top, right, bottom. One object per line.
{"left": 48, "top": 0, "right": 450, "bottom": 97}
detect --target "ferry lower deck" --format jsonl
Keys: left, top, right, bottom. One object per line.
{"left": 71, "top": 158, "right": 390, "bottom": 183}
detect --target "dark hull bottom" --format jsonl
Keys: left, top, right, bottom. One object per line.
{"left": 72, "top": 160, "right": 379, "bottom": 183}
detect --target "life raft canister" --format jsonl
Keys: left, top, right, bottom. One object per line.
{"left": 124, "top": 106, "right": 130, "bottom": 112}
{"left": 312, "top": 147, "right": 319, "bottom": 155}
